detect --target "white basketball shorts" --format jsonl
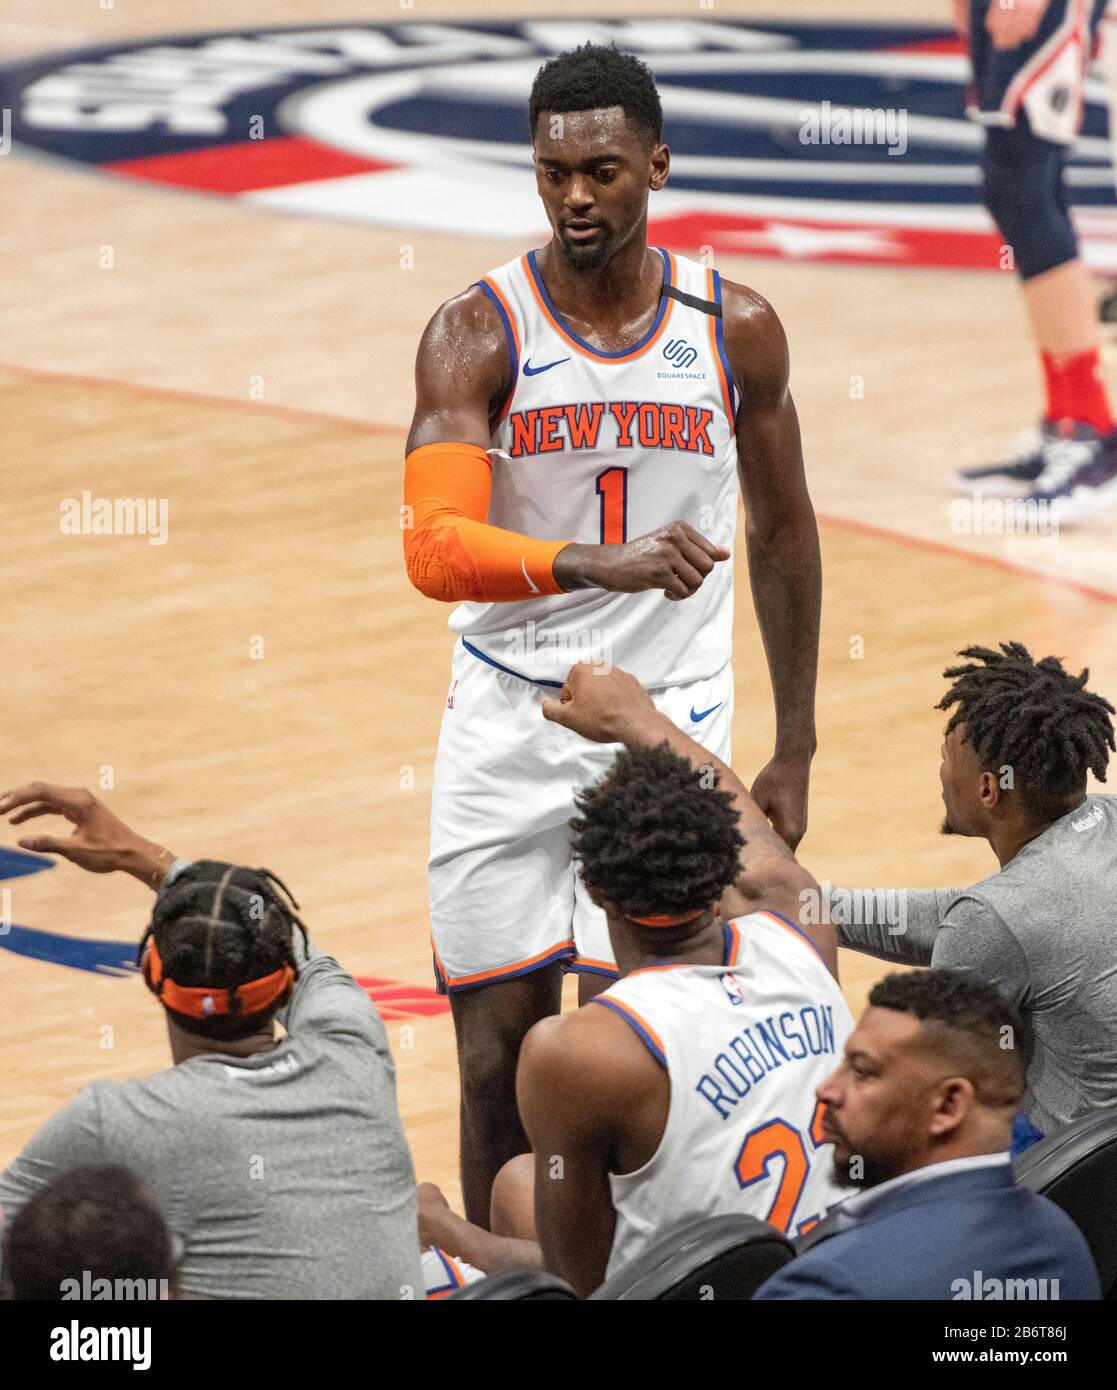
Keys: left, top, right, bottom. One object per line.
{"left": 428, "top": 639, "right": 733, "bottom": 992}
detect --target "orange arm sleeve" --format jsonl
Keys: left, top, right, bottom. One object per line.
{"left": 403, "top": 441, "right": 570, "bottom": 602}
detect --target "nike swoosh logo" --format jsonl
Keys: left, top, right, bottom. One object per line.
{"left": 521, "top": 558, "right": 540, "bottom": 594}
{"left": 690, "top": 702, "right": 722, "bottom": 723}
{"left": 522, "top": 357, "right": 569, "bottom": 376}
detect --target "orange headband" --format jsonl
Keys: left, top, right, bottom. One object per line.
{"left": 627, "top": 909, "right": 705, "bottom": 928}
{"left": 142, "top": 938, "right": 294, "bottom": 1019}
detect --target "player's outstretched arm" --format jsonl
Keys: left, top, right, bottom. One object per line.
{"left": 724, "top": 281, "right": 820, "bottom": 852}
{"left": 0, "top": 782, "right": 175, "bottom": 888}
{"left": 542, "top": 665, "right": 837, "bottom": 975}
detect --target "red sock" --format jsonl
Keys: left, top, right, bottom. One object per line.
{"left": 1041, "top": 347, "right": 1114, "bottom": 434}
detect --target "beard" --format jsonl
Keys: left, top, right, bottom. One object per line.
{"left": 557, "top": 227, "right": 612, "bottom": 273}
{"left": 940, "top": 814, "right": 959, "bottom": 836}
{"left": 830, "top": 1149, "right": 895, "bottom": 1191}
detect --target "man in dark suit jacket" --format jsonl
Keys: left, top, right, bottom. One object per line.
{"left": 755, "top": 970, "right": 1099, "bottom": 1300}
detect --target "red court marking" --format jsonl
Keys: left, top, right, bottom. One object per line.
{"left": 4, "top": 362, "right": 1115, "bottom": 605}
{"left": 817, "top": 511, "right": 1117, "bottom": 608}
{"left": 0, "top": 361, "right": 405, "bottom": 436}
{"left": 357, "top": 976, "right": 450, "bottom": 1020}
{"left": 105, "top": 136, "right": 398, "bottom": 194}
{"left": 647, "top": 212, "right": 1003, "bottom": 271}
{"left": 888, "top": 37, "right": 967, "bottom": 55}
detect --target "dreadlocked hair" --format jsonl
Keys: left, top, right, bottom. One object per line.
{"left": 570, "top": 741, "right": 744, "bottom": 920}
{"left": 139, "top": 861, "right": 309, "bottom": 1040}
{"left": 937, "top": 641, "right": 1115, "bottom": 821}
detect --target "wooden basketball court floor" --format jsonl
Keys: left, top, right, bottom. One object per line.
{"left": 3, "top": 0, "right": 1117, "bottom": 1213}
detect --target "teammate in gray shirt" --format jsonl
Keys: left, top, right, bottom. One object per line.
{"left": 0, "top": 783, "right": 423, "bottom": 1300}
{"left": 825, "top": 644, "right": 1117, "bottom": 1138}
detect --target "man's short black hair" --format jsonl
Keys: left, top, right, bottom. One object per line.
{"left": 529, "top": 43, "right": 663, "bottom": 146}
{"left": 570, "top": 741, "right": 743, "bottom": 919}
{"left": 938, "top": 641, "right": 1115, "bottom": 821}
{"left": 869, "top": 969, "right": 1033, "bottom": 1107}
{"left": 141, "top": 861, "right": 308, "bottom": 1041}
{"left": 1, "top": 1165, "right": 174, "bottom": 1300}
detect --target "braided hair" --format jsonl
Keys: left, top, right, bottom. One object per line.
{"left": 138, "top": 861, "right": 309, "bottom": 1040}
{"left": 937, "top": 642, "right": 1115, "bottom": 821}
{"left": 571, "top": 741, "right": 744, "bottom": 920}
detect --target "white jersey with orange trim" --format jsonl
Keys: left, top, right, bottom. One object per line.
{"left": 593, "top": 912, "right": 853, "bottom": 1279}
{"left": 450, "top": 246, "right": 739, "bottom": 690}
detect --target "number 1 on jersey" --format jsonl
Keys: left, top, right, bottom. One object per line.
{"left": 596, "top": 466, "right": 628, "bottom": 545}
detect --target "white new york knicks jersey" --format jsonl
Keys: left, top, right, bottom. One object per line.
{"left": 450, "top": 247, "right": 739, "bottom": 688}
{"left": 595, "top": 913, "right": 853, "bottom": 1278}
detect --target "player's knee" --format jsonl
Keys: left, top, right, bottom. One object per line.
{"left": 982, "top": 127, "right": 1076, "bottom": 279}
{"left": 490, "top": 1153, "right": 535, "bottom": 1237}
{"left": 456, "top": 1024, "right": 520, "bottom": 1104}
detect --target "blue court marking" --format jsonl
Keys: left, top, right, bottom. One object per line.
{"left": 0, "top": 925, "right": 138, "bottom": 977}
{"left": 0, "top": 846, "right": 56, "bottom": 879}
{"left": 0, "top": 845, "right": 137, "bottom": 976}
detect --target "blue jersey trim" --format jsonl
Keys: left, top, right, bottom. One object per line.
{"left": 526, "top": 246, "right": 672, "bottom": 359}
{"left": 475, "top": 279, "right": 518, "bottom": 420}
{"left": 460, "top": 637, "right": 565, "bottom": 689}
{"left": 712, "top": 270, "right": 739, "bottom": 420}
{"left": 567, "top": 958, "right": 620, "bottom": 979}
{"left": 592, "top": 996, "right": 668, "bottom": 1068}
{"left": 425, "top": 1247, "right": 465, "bottom": 1295}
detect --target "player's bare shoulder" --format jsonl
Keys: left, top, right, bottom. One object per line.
{"left": 409, "top": 284, "right": 513, "bottom": 449}
{"left": 518, "top": 998, "right": 661, "bottom": 1110}
{"left": 717, "top": 279, "right": 791, "bottom": 396}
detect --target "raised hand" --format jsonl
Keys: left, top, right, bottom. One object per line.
{"left": 0, "top": 782, "right": 174, "bottom": 886}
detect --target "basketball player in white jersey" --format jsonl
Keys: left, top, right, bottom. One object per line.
{"left": 404, "top": 45, "right": 822, "bottom": 1227}
{"left": 417, "top": 662, "right": 850, "bottom": 1296}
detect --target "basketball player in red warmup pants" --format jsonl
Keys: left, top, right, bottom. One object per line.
{"left": 953, "top": 0, "right": 1117, "bottom": 518}
{"left": 403, "top": 45, "right": 821, "bottom": 1227}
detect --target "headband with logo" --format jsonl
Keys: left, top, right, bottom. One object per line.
{"left": 141, "top": 937, "right": 293, "bottom": 1019}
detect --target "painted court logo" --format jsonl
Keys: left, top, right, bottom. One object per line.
{"left": 2, "top": 17, "right": 1114, "bottom": 270}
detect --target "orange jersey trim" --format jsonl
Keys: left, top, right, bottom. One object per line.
{"left": 431, "top": 936, "right": 577, "bottom": 992}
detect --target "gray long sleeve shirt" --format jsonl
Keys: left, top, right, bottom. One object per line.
{"left": 0, "top": 872, "right": 423, "bottom": 1300}
{"left": 829, "top": 795, "right": 1117, "bottom": 1135}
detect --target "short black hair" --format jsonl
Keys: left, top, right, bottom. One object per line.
{"left": 937, "top": 641, "right": 1115, "bottom": 821}
{"left": 140, "top": 861, "right": 307, "bottom": 1041}
{"left": 869, "top": 969, "right": 1032, "bottom": 1106}
{"left": 570, "top": 741, "right": 743, "bottom": 919}
{"left": 1, "top": 1166, "right": 174, "bottom": 1300}
{"left": 528, "top": 43, "right": 663, "bottom": 146}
